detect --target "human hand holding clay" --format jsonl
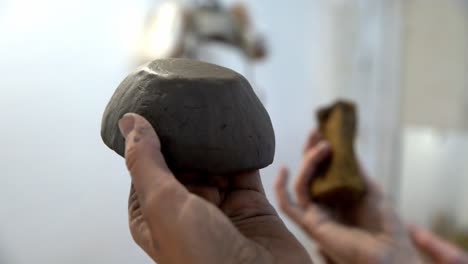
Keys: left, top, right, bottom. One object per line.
{"left": 119, "top": 113, "right": 311, "bottom": 263}
{"left": 275, "top": 128, "right": 423, "bottom": 264}
{"left": 101, "top": 59, "right": 310, "bottom": 263}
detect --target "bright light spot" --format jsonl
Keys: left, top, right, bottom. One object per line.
{"left": 140, "top": 1, "right": 185, "bottom": 59}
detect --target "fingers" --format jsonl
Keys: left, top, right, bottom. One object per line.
{"left": 230, "top": 170, "right": 265, "bottom": 194}
{"left": 177, "top": 173, "right": 229, "bottom": 190}
{"left": 274, "top": 167, "right": 305, "bottom": 222}
{"left": 300, "top": 205, "right": 367, "bottom": 260}
{"left": 275, "top": 166, "right": 371, "bottom": 263}
{"left": 185, "top": 184, "right": 222, "bottom": 206}
{"left": 274, "top": 166, "right": 333, "bottom": 232}
{"left": 409, "top": 225, "right": 468, "bottom": 264}
{"left": 303, "top": 130, "right": 322, "bottom": 154}
{"left": 119, "top": 113, "right": 176, "bottom": 195}
{"left": 118, "top": 113, "right": 190, "bottom": 232}
{"left": 128, "top": 184, "right": 143, "bottom": 225}
{"left": 293, "top": 141, "right": 331, "bottom": 208}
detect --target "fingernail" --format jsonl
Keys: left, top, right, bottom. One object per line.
{"left": 118, "top": 114, "right": 135, "bottom": 139}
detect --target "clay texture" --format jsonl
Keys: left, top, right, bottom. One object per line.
{"left": 310, "top": 100, "right": 365, "bottom": 206}
{"left": 101, "top": 58, "right": 275, "bottom": 174}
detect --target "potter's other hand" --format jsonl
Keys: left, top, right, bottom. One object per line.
{"left": 118, "top": 113, "right": 311, "bottom": 264}
{"left": 409, "top": 225, "right": 468, "bottom": 264}
{"left": 274, "top": 130, "right": 423, "bottom": 264}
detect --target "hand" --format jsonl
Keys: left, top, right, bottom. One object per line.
{"left": 119, "top": 113, "right": 311, "bottom": 264}
{"left": 409, "top": 225, "right": 468, "bottom": 264}
{"left": 274, "top": 130, "right": 422, "bottom": 264}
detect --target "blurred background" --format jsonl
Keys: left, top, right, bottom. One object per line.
{"left": 1, "top": 0, "right": 467, "bottom": 263}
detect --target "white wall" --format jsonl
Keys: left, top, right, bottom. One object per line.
{"left": 399, "top": 0, "right": 468, "bottom": 227}
{"left": 401, "top": 128, "right": 468, "bottom": 228}
{"left": 401, "top": 0, "right": 468, "bottom": 131}
{"left": 0, "top": 0, "right": 330, "bottom": 263}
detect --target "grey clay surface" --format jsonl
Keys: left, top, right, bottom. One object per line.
{"left": 101, "top": 58, "right": 275, "bottom": 174}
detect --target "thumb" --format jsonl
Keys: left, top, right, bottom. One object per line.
{"left": 118, "top": 113, "right": 190, "bottom": 234}
{"left": 274, "top": 169, "right": 375, "bottom": 263}
{"left": 118, "top": 113, "right": 172, "bottom": 188}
